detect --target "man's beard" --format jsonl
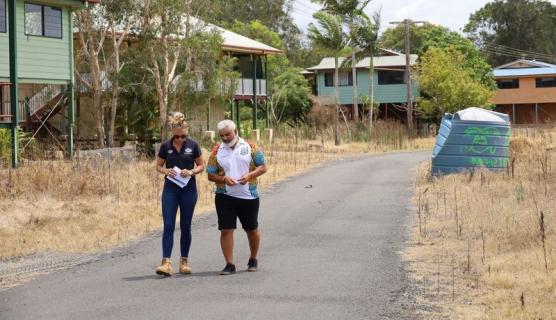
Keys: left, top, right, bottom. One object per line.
{"left": 223, "top": 136, "right": 238, "bottom": 148}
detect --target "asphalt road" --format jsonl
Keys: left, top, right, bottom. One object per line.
{"left": 0, "top": 151, "right": 430, "bottom": 320}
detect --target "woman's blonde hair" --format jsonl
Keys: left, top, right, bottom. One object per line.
{"left": 168, "top": 112, "right": 188, "bottom": 129}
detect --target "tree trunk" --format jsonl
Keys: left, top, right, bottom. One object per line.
{"left": 93, "top": 92, "right": 105, "bottom": 147}
{"left": 76, "top": 10, "right": 106, "bottom": 148}
{"left": 334, "top": 56, "right": 340, "bottom": 146}
{"left": 107, "top": 25, "right": 129, "bottom": 148}
{"left": 88, "top": 35, "right": 105, "bottom": 148}
{"left": 351, "top": 48, "right": 358, "bottom": 122}
{"left": 369, "top": 49, "right": 375, "bottom": 136}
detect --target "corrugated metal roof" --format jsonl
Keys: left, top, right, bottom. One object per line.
{"left": 495, "top": 59, "right": 556, "bottom": 70}
{"left": 214, "top": 26, "right": 282, "bottom": 55}
{"left": 91, "top": 15, "right": 281, "bottom": 55}
{"left": 493, "top": 67, "right": 556, "bottom": 78}
{"left": 306, "top": 54, "right": 418, "bottom": 71}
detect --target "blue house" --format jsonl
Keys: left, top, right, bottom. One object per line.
{"left": 305, "top": 49, "right": 419, "bottom": 122}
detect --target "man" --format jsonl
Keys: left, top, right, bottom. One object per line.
{"left": 207, "top": 120, "right": 267, "bottom": 275}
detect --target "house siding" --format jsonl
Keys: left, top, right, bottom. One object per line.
{"left": 0, "top": 0, "right": 74, "bottom": 82}
{"left": 316, "top": 69, "right": 419, "bottom": 105}
{"left": 492, "top": 77, "right": 556, "bottom": 105}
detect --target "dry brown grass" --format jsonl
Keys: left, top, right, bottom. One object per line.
{"left": 0, "top": 135, "right": 434, "bottom": 260}
{"left": 406, "top": 128, "right": 556, "bottom": 319}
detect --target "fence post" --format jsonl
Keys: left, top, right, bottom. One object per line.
{"left": 76, "top": 149, "right": 80, "bottom": 174}
{"left": 108, "top": 146, "right": 112, "bottom": 194}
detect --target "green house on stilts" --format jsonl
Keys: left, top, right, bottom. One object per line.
{"left": 0, "top": 0, "right": 95, "bottom": 167}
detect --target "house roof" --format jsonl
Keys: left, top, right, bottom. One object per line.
{"left": 378, "top": 48, "right": 404, "bottom": 56}
{"left": 493, "top": 68, "right": 556, "bottom": 78}
{"left": 495, "top": 59, "right": 556, "bottom": 70}
{"left": 73, "top": 12, "right": 282, "bottom": 55}
{"left": 306, "top": 54, "right": 418, "bottom": 71}
{"left": 213, "top": 25, "right": 282, "bottom": 55}
{"left": 493, "top": 59, "right": 556, "bottom": 78}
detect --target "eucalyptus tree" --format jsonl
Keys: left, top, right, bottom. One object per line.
{"left": 74, "top": 0, "right": 138, "bottom": 147}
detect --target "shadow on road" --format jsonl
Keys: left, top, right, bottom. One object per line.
{"left": 122, "top": 270, "right": 246, "bottom": 281}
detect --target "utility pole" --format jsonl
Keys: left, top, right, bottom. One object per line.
{"left": 389, "top": 19, "right": 425, "bottom": 136}
{"left": 8, "top": 0, "right": 19, "bottom": 168}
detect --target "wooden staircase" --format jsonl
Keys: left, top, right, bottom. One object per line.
{"left": 0, "top": 84, "right": 67, "bottom": 133}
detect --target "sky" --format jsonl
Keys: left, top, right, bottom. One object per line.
{"left": 291, "top": 0, "right": 556, "bottom": 34}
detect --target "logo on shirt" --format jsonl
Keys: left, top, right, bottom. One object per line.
{"left": 168, "top": 149, "right": 174, "bottom": 154}
{"left": 240, "top": 146, "right": 249, "bottom": 155}
{"left": 185, "top": 148, "right": 193, "bottom": 154}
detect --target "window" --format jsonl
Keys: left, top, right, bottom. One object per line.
{"left": 496, "top": 79, "right": 519, "bottom": 89}
{"left": 378, "top": 70, "right": 405, "bottom": 85}
{"left": 0, "top": 0, "right": 6, "bottom": 33}
{"left": 43, "top": 6, "right": 62, "bottom": 38}
{"left": 536, "top": 77, "right": 556, "bottom": 88}
{"left": 324, "top": 72, "right": 333, "bottom": 87}
{"left": 235, "top": 55, "right": 264, "bottom": 79}
{"left": 25, "top": 3, "right": 62, "bottom": 38}
{"left": 323, "top": 71, "right": 354, "bottom": 87}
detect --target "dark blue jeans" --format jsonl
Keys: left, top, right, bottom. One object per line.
{"left": 161, "top": 180, "right": 198, "bottom": 258}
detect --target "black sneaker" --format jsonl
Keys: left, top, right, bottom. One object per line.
{"left": 220, "top": 263, "right": 236, "bottom": 275}
{"left": 247, "top": 258, "right": 258, "bottom": 272}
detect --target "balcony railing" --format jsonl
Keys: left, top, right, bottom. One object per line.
{"left": 178, "top": 77, "right": 268, "bottom": 97}
{"left": 236, "top": 78, "right": 267, "bottom": 96}
{"left": 77, "top": 71, "right": 111, "bottom": 93}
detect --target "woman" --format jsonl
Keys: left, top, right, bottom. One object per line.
{"left": 155, "top": 112, "right": 204, "bottom": 276}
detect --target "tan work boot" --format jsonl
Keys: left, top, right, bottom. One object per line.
{"left": 155, "top": 258, "right": 172, "bottom": 277}
{"left": 179, "top": 257, "right": 192, "bottom": 274}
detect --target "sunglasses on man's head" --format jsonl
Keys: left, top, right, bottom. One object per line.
{"left": 173, "top": 134, "right": 187, "bottom": 140}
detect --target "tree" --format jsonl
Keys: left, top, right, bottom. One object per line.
{"left": 420, "top": 27, "right": 495, "bottom": 89}
{"left": 75, "top": 0, "right": 139, "bottom": 148}
{"left": 74, "top": 5, "right": 108, "bottom": 147}
{"left": 104, "top": 0, "right": 138, "bottom": 147}
{"left": 270, "top": 68, "right": 312, "bottom": 125}
{"left": 173, "top": 30, "right": 239, "bottom": 130}
{"left": 208, "top": 0, "right": 302, "bottom": 62}
{"left": 464, "top": 0, "right": 556, "bottom": 66}
{"left": 417, "top": 46, "right": 495, "bottom": 120}
{"left": 139, "top": 0, "right": 192, "bottom": 140}
{"left": 313, "top": 0, "right": 372, "bottom": 121}
{"left": 380, "top": 23, "right": 495, "bottom": 89}
{"left": 352, "top": 11, "right": 381, "bottom": 131}
{"left": 229, "top": 20, "right": 289, "bottom": 81}
{"left": 308, "top": 11, "right": 349, "bottom": 145}
{"left": 379, "top": 23, "right": 440, "bottom": 54}
{"left": 230, "top": 21, "right": 312, "bottom": 126}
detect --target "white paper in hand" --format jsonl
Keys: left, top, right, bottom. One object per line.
{"left": 166, "top": 166, "right": 191, "bottom": 188}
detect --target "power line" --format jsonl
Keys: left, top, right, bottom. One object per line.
{"left": 482, "top": 45, "right": 556, "bottom": 60}
{"left": 483, "top": 47, "right": 556, "bottom": 61}
{"left": 483, "top": 45, "right": 556, "bottom": 61}
{"left": 293, "top": 0, "right": 321, "bottom": 12}
{"left": 482, "top": 42, "right": 556, "bottom": 61}
{"left": 291, "top": 3, "right": 317, "bottom": 20}
{"left": 482, "top": 47, "right": 556, "bottom": 62}
{"left": 484, "top": 41, "right": 555, "bottom": 57}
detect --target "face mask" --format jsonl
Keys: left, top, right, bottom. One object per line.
{"left": 224, "top": 136, "right": 238, "bottom": 148}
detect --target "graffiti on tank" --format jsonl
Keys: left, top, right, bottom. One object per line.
{"left": 469, "top": 157, "right": 508, "bottom": 168}
{"left": 463, "top": 126, "right": 510, "bottom": 167}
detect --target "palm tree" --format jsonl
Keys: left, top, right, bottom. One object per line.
{"left": 312, "top": 0, "right": 372, "bottom": 122}
{"left": 352, "top": 11, "right": 381, "bottom": 133}
{"left": 308, "top": 11, "right": 348, "bottom": 146}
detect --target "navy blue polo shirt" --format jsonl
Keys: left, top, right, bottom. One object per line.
{"left": 158, "top": 138, "right": 202, "bottom": 171}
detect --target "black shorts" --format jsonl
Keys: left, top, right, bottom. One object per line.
{"left": 215, "top": 193, "right": 259, "bottom": 231}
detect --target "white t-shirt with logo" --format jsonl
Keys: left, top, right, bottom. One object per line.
{"left": 216, "top": 138, "right": 256, "bottom": 199}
